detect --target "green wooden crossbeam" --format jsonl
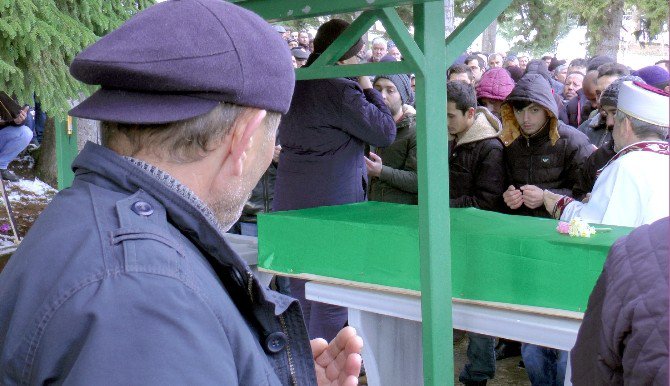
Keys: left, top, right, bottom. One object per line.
{"left": 228, "top": 0, "right": 431, "bottom": 22}
{"left": 375, "top": 7, "right": 424, "bottom": 71}
{"left": 296, "top": 60, "right": 415, "bottom": 80}
{"left": 444, "top": 0, "right": 512, "bottom": 66}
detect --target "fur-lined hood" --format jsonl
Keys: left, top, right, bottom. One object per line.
{"left": 500, "top": 73, "right": 561, "bottom": 147}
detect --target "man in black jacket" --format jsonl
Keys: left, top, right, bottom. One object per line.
{"left": 500, "top": 73, "right": 592, "bottom": 385}
{"left": 447, "top": 81, "right": 505, "bottom": 386}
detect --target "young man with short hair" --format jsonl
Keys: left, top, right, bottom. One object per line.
{"left": 448, "top": 64, "right": 475, "bottom": 84}
{"left": 465, "top": 54, "right": 486, "bottom": 83}
{"left": 447, "top": 80, "right": 506, "bottom": 386}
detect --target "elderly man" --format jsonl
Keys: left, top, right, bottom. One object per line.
{"left": 562, "top": 71, "right": 584, "bottom": 103}
{"left": 545, "top": 82, "right": 669, "bottom": 227}
{"left": 488, "top": 53, "right": 503, "bottom": 68}
{"left": 369, "top": 37, "right": 388, "bottom": 62}
{"left": 0, "top": 1, "right": 363, "bottom": 385}
{"left": 571, "top": 75, "right": 645, "bottom": 200}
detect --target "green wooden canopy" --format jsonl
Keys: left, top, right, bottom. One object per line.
{"left": 55, "top": 1, "right": 513, "bottom": 384}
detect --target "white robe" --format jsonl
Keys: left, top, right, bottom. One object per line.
{"left": 560, "top": 143, "right": 669, "bottom": 227}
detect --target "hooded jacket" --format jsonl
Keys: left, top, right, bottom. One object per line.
{"left": 571, "top": 217, "right": 669, "bottom": 385}
{"left": 500, "top": 74, "right": 593, "bottom": 217}
{"left": 449, "top": 107, "right": 505, "bottom": 211}
{"left": 369, "top": 113, "right": 418, "bottom": 204}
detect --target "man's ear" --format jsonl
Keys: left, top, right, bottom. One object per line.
{"left": 467, "top": 107, "right": 476, "bottom": 120}
{"left": 227, "top": 108, "right": 267, "bottom": 177}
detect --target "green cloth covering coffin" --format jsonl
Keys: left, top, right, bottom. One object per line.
{"left": 257, "top": 202, "right": 633, "bottom": 312}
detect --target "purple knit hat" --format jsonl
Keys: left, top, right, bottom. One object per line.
{"left": 69, "top": 0, "right": 295, "bottom": 124}
{"left": 476, "top": 68, "right": 515, "bottom": 101}
{"left": 632, "top": 66, "right": 670, "bottom": 89}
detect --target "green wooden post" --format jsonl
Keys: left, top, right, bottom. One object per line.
{"left": 55, "top": 116, "right": 78, "bottom": 190}
{"left": 414, "top": 1, "right": 451, "bottom": 384}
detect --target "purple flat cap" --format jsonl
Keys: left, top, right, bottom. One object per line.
{"left": 69, "top": 0, "right": 295, "bottom": 124}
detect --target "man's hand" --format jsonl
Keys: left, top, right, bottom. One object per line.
{"left": 273, "top": 144, "right": 281, "bottom": 163}
{"left": 542, "top": 189, "right": 562, "bottom": 216}
{"left": 13, "top": 107, "right": 27, "bottom": 125}
{"left": 520, "top": 185, "right": 544, "bottom": 209}
{"left": 364, "top": 152, "right": 383, "bottom": 178}
{"left": 312, "top": 326, "right": 363, "bottom": 386}
{"left": 502, "top": 185, "right": 523, "bottom": 210}
{"left": 402, "top": 104, "right": 416, "bottom": 116}
{"left": 358, "top": 76, "right": 373, "bottom": 90}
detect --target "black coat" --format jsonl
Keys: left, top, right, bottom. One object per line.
{"left": 500, "top": 74, "right": 594, "bottom": 217}
{"left": 566, "top": 89, "right": 594, "bottom": 129}
{"left": 572, "top": 140, "right": 616, "bottom": 200}
{"left": 449, "top": 108, "right": 505, "bottom": 211}
{"left": 502, "top": 122, "right": 593, "bottom": 217}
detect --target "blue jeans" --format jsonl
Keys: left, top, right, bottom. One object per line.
{"left": 521, "top": 344, "right": 567, "bottom": 386}
{"left": 459, "top": 333, "right": 496, "bottom": 383}
{"left": 0, "top": 125, "right": 33, "bottom": 169}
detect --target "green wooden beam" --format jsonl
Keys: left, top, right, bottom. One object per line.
{"left": 296, "top": 60, "right": 416, "bottom": 80}
{"left": 230, "top": 0, "right": 431, "bottom": 22}
{"left": 444, "top": 0, "right": 512, "bottom": 67}
{"left": 414, "top": 1, "right": 451, "bottom": 385}
{"left": 55, "top": 116, "right": 77, "bottom": 190}
{"left": 310, "top": 10, "right": 378, "bottom": 68}
{"left": 376, "top": 7, "right": 424, "bottom": 71}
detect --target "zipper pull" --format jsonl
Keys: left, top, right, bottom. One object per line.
{"left": 246, "top": 270, "right": 254, "bottom": 302}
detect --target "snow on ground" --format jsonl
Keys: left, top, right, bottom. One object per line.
{"left": 7, "top": 178, "right": 57, "bottom": 203}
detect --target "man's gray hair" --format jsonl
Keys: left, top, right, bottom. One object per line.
{"left": 102, "top": 103, "right": 280, "bottom": 163}
{"left": 615, "top": 109, "right": 669, "bottom": 140}
{"left": 371, "top": 37, "right": 387, "bottom": 48}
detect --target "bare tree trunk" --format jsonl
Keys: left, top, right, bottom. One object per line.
{"left": 444, "top": 0, "right": 455, "bottom": 36}
{"left": 34, "top": 118, "right": 57, "bottom": 187}
{"left": 595, "top": 0, "right": 624, "bottom": 58}
{"left": 482, "top": 20, "right": 497, "bottom": 53}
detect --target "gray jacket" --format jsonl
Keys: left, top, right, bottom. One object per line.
{"left": 0, "top": 142, "right": 316, "bottom": 385}
{"left": 571, "top": 217, "right": 669, "bottom": 385}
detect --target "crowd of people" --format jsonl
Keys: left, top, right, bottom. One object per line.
{"left": 238, "top": 19, "right": 670, "bottom": 386}
{"left": 0, "top": 1, "right": 667, "bottom": 385}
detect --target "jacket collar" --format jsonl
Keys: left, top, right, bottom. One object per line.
{"left": 454, "top": 107, "right": 502, "bottom": 147}
{"left": 72, "top": 142, "right": 294, "bottom": 315}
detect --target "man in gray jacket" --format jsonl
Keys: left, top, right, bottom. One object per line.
{"left": 571, "top": 217, "right": 668, "bottom": 385}
{"left": 0, "top": 1, "right": 362, "bottom": 385}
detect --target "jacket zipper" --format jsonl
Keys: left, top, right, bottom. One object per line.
{"left": 246, "top": 270, "right": 254, "bottom": 302}
{"left": 279, "top": 315, "right": 298, "bottom": 386}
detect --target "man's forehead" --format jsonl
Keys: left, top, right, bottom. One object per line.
{"left": 374, "top": 78, "right": 396, "bottom": 88}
